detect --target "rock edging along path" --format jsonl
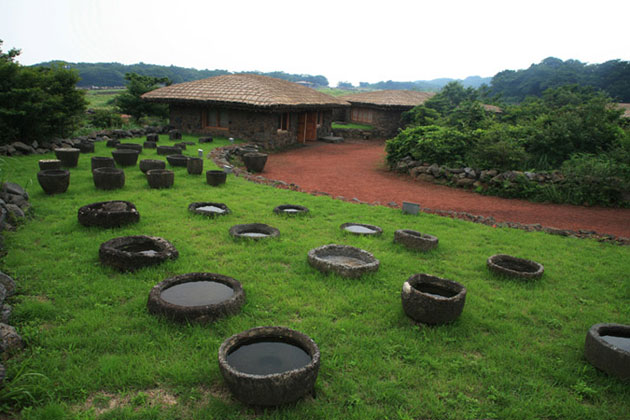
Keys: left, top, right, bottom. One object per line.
{"left": 209, "top": 142, "right": 630, "bottom": 245}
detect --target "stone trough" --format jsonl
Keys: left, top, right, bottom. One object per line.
{"left": 340, "top": 223, "right": 382, "bottom": 236}
{"left": 229, "top": 223, "right": 279, "bottom": 240}
{"left": 188, "top": 202, "right": 231, "bottom": 217}
{"left": 78, "top": 200, "right": 140, "bottom": 228}
{"left": 401, "top": 273, "right": 467, "bottom": 325}
{"left": 394, "top": 229, "right": 438, "bottom": 251}
{"left": 218, "top": 326, "right": 320, "bottom": 406}
{"left": 37, "top": 169, "right": 70, "bottom": 194}
{"left": 487, "top": 254, "right": 544, "bottom": 280}
{"left": 273, "top": 204, "right": 309, "bottom": 216}
{"left": 99, "top": 235, "right": 178, "bottom": 272}
{"left": 307, "top": 244, "right": 379, "bottom": 278}
{"left": 584, "top": 323, "right": 630, "bottom": 380}
{"left": 147, "top": 272, "right": 245, "bottom": 323}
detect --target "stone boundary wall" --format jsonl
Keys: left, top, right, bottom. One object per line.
{"left": 0, "top": 126, "right": 172, "bottom": 157}
{"left": 209, "top": 145, "right": 630, "bottom": 246}
{"left": 332, "top": 127, "right": 385, "bottom": 140}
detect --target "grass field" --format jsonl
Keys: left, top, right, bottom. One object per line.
{"left": 84, "top": 89, "right": 123, "bottom": 111}
{"left": 0, "top": 136, "right": 629, "bottom": 419}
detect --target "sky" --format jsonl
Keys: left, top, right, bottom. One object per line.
{"left": 2, "top": 0, "right": 629, "bottom": 86}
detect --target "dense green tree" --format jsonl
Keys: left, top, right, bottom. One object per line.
{"left": 113, "top": 73, "right": 171, "bottom": 121}
{"left": 0, "top": 41, "right": 86, "bottom": 144}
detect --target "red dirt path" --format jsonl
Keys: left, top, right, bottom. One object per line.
{"left": 263, "top": 140, "right": 630, "bottom": 238}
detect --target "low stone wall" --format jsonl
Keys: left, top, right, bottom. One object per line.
{"left": 0, "top": 126, "right": 172, "bottom": 157}
{"left": 331, "top": 127, "right": 385, "bottom": 140}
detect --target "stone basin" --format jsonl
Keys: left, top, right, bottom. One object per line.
{"left": 229, "top": 223, "right": 279, "bottom": 240}
{"left": 147, "top": 272, "right": 245, "bottom": 323}
{"left": 307, "top": 244, "right": 379, "bottom": 278}
{"left": 99, "top": 235, "right": 178, "bottom": 272}
{"left": 585, "top": 323, "right": 630, "bottom": 380}
{"left": 401, "top": 273, "right": 467, "bottom": 325}
{"left": 188, "top": 202, "right": 231, "bottom": 217}
{"left": 273, "top": 204, "right": 309, "bottom": 216}
{"left": 340, "top": 223, "right": 382, "bottom": 236}
{"left": 218, "top": 326, "right": 320, "bottom": 406}
{"left": 78, "top": 200, "right": 140, "bottom": 228}
{"left": 166, "top": 154, "right": 189, "bottom": 167}
{"left": 394, "top": 229, "right": 438, "bottom": 251}
{"left": 487, "top": 254, "right": 544, "bottom": 280}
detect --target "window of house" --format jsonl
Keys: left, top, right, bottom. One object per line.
{"left": 351, "top": 108, "right": 373, "bottom": 124}
{"left": 278, "top": 112, "right": 290, "bottom": 131}
{"left": 205, "top": 108, "right": 229, "bottom": 128}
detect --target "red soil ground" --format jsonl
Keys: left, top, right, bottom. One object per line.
{"left": 263, "top": 140, "right": 630, "bottom": 238}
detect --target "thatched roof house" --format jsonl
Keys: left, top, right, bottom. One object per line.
{"left": 142, "top": 74, "right": 349, "bottom": 147}
{"left": 336, "top": 90, "right": 436, "bottom": 137}
{"left": 616, "top": 103, "right": 630, "bottom": 118}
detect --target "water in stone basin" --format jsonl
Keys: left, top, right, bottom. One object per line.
{"left": 227, "top": 339, "right": 311, "bottom": 375}
{"left": 102, "top": 202, "right": 127, "bottom": 212}
{"left": 283, "top": 208, "right": 300, "bottom": 213}
{"left": 413, "top": 283, "right": 457, "bottom": 298}
{"left": 160, "top": 281, "right": 234, "bottom": 306}
{"left": 344, "top": 225, "right": 376, "bottom": 234}
{"left": 241, "top": 232, "right": 269, "bottom": 238}
{"left": 601, "top": 335, "right": 630, "bottom": 352}
{"left": 119, "top": 243, "right": 160, "bottom": 255}
{"left": 197, "top": 205, "right": 225, "bottom": 214}
{"left": 321, "top": 255, "right": 365, "bottom": 267}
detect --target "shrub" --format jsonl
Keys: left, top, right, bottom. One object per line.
{"left": 89, "top": 109, "right": 123, "bottom": 129}
{"left": 466, "top": 125, "right": 530, "bottom": 171}
{"left": 386, "top": 125, "right": 469, "bottom": 167}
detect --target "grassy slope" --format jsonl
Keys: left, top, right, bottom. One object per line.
{"left": 1, "top": 136, "right": 629, "bottom": 419}
{"left": 84, "top": 90, "right": 123, "bottom": 111}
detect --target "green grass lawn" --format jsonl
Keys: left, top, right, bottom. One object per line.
{"left": 1, "top": 136, "right": 629, "bottom": 419}
{"left": 84, "top": 89, "right": 123, "bottom": 111}
{"left": 332, "top": 122, "right": 374, "bottom": 131}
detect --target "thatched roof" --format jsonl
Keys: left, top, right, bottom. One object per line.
{"left": 142, "top": 74, "right": 349, "bottom": 110}
{"left": 339, "top": 90, "right": 435, "bottom": 109}
{"left": 617, "top": 103, "right": 630, "bottom": 118}
{"left": 482, "top": 104, "right": 503, "bottom": 113}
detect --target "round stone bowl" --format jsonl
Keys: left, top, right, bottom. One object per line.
{"left": 38, "top": 159, "right": 62, "bottom": 171}
{"left": 147, "top": 272, "right": 245, "bottom": 323}
{"left": 166, "top": 154, "right": 189, "bottom": 167}
{"left": 273, "top": 204, "right": 309, "bottom": 216}
{"left": 584, "top": 323, "right": 630, "bottom": 380}
{"left": 106, "top": 139, "right": 120, "bottom": 148}
{"left": 218, "top": 326, "right": 320, "bottom": 406}
{"left": 99, "top": 235, "right": 178, "bottom": 272}
{"left": 78, "top": 200, "right": 139, "bottom": 228}
{"left": 139, "top": 159, "right": 166, "bottom": 174}
{"left": 188, "top": 202, "right": 231, "bottom": 217}
{"left": 340, "top": 222, "right": 383, "bottom": 236}
{"left": 187, "top": 157, "right": 203, "bottom": 175}
{"left": 143, "top": 141, "right": 157, "bottom": 149}
{"left": 37, "top": 169, "right": 70, "bottom": 194}
{"left": 146, "top": 169, "right": 174, "bottom": 189}
{"left": 54, "top": 148, "right": 80, "bottom": 167}
{"left": 229, "top": 223, "right": 279, "bottom": 240}
{"left": 174, "top": 142, "right": 187, "bottom": 150}
{"left": 307, "top": 244, "right": 379, "bottom": 278}
{"left": 92, "top": 167, "right": 125, "bottom": 190}
{"left": 157, "top": 145, "right": 181, "bottom": 156}
{"left": 401, "top": 273, "right": 467, "bottom": 325}
{"left": 242, "top": 152, "right": 268, "bottom": 173}
{"left": 115, "top": 143, "right": 143, "bottom": 152}
{"left": 146, "top": 133, "right": 159, "bottom": 142}
{"left": 78, "top": 141, "right": 95, "bottom": 153}
{"left": 487, "top": 254, "right": 544, "bottom": 280}
{"left": 206, "top": 170, "right": 227, "bottom": 186}
{"left": 91, "top": 156, "right": 116, "bottom": 172}
{"left": 111, "top": 149, "right": 140, "bottom": 167}
{"left": 394, "top": 229, "right": 438, "bottom": 252}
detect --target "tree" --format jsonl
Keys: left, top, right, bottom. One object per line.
{"left": 0, "top": 40, "right": 86, "bottom": 144}
{"left": 113, "top": 73, "right": 171, "bottom": 121}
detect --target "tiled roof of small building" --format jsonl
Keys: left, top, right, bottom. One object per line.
{"left": 142, "top": 74, "right": 349, "bottom": 110}
{"left": 339, "top": 90, "right": 436, "bottom": 108}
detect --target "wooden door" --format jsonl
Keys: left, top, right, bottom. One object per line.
{"left": 297, "top": 113, "right": 306, "bottom": 143}
{"left": 298, "top": 112, "right": 318, "bottom": 143}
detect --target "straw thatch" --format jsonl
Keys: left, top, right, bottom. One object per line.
{"left": 616, "top": 103, "right": 630, "bottom": 118}
{"left": 339, "top": 90, "right": 435, "bottom": 109}
{"left": 142, "top": 74, "right": 349, "bottom": 110}
{"left": 482, "top": 104, "right": 503, "bottom": 113}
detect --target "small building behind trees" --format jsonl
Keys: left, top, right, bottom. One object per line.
{"left": 142, "top": 74, "right": 348, "bottom": 148}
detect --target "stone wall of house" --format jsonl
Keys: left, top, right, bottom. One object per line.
{"left": 170, "top": 105, "right": 335, "bottom": 149}
{"left": 337, "top": 107, "right": 406, "bottom": 139}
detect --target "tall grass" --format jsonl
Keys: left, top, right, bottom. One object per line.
{"left": 0, "top": 135, "right": 629, "bottom": 419}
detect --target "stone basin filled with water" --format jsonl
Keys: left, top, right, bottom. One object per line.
{"left": 401, "top": 273, "right": 467, "bottom": 325}
{"left": 78, "top": 200, "right": 140, "bottom": 228}
{"left": 273, "top": 204, "right": 309, "bottom": 216}
{"left": 584, "top": 323, "right": 630, "bottom": 380}
{"left": 188, "top": 202, "right": 231, "bottom": 217}
{"left": 340, "top": 223, "right": 382, "bottom": 236}
{"left": 218, "top": 326, "right": 320, "bottom": 406}
{"left": 229, "top": 223, "right": 279, "bottom": 240}
{"left": 99, "top": 235, "right": 178, "bottom": 272}
{"left": 147, "top": 272, "right": 245, "bottom": 323}
{"left": 487, "top": 254, "right": 544, "bottom": 280}
{"left": 308, "top": 244, "right": 379, "bottom": 278}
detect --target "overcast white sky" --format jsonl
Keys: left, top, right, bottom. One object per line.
{"left": 2, "top": 0, "right": 629, "bottom": 86}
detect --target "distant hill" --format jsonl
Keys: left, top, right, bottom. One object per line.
{"left": 357, "top": 76, "right": 491, "bottom": 91}
{"left": 31, "top": 61, "right": 330, "bottom": 88}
